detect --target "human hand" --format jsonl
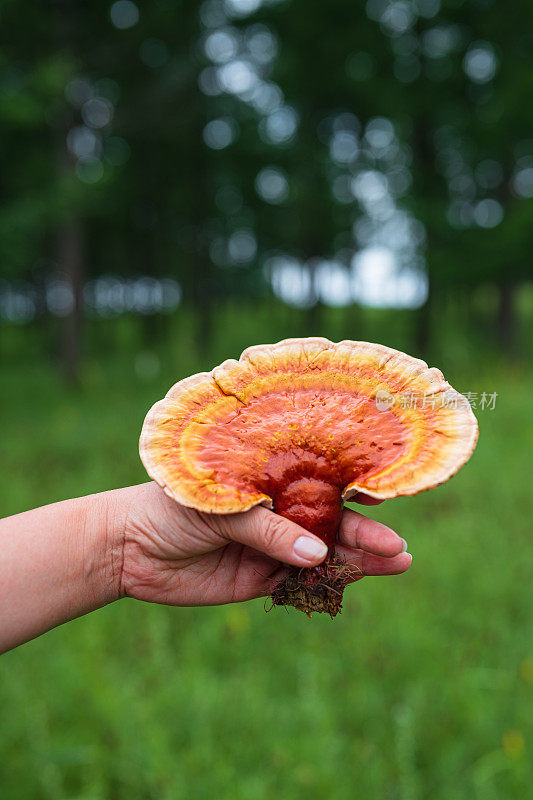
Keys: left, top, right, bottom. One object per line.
{"left": 118, "top": 482, "right": 412, "bottom": 606}
{"left": 0, "top": 482, "right": 411, "bottom": 653}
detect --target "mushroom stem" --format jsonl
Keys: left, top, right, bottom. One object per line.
{"left": 269, "top": 478, "right": 347, "bottom": 615}
{"left": 270, "top": 477, "right": 343, "bottom": 549}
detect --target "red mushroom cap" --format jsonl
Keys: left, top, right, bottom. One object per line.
{"left": 140, "top": 338, "right": 478, "bottom": 548}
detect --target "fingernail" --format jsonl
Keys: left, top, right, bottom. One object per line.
{"left": 293, "top": 536, "right": 328, "bottom": 562}
{"left": 400, "top": 538, "right": 408, "bottom": 553}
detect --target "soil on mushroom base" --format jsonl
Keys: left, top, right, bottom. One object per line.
{"left": 269, "top": 554, "right": 361, "bottom": 618}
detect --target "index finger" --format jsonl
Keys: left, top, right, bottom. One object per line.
{"left": 337, "top": 507, "right": 407, "bottom": 557}
{"left": 352, "top": 491, "right": 385, "bottom": 506}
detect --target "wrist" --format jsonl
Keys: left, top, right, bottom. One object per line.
{"left": 78, "top": 488, "right": 128, "bottom": 606}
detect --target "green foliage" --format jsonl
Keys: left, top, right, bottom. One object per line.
{"left": 0, "top": 322, "right": 531, "bottom": 799}
{"left": 2, "top": 0, "right": 532, "bottom": 308}
{"left": 1, "top": 0, "right": 531, "bottom": 790}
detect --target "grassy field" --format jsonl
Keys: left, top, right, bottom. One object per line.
{"left": 0, "top": 321, "right": 532, "bottom": 799}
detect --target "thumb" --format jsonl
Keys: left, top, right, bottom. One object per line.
{"left": 214, "top": 506, "right": 328, "bottom": 567}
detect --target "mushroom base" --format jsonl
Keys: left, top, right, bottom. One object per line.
{"left": 269, "top": 555, "right": 359, "bottom": 618}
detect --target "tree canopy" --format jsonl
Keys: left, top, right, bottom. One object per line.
{"left": 1, "top": 0, "right": 531, "bottom": 372}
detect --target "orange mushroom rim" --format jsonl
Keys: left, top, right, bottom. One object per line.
{"left": 139, "top": 337, "right": 478, "bottom": 555}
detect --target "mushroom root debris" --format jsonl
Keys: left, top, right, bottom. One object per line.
{"left": 139, "top": 337, "right": 478, "bottom": 617}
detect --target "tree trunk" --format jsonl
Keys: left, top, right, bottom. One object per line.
{"left": 190, "top": 150, "right": 213, "bottom": 356}
{"left": 303, "top": 258, "right": 322, "bottom": 335}
{"left": 497, "top": 280, "right": 515, "bottom": 354}
{"left": 53, "top": 0, "right": 84, "bottom": 383}
{"left": 192, "top": 252, "right": 214, "bottom": 355}
{"left": 57, "top": 217, "right": 84, "bottom": 384}
{"left": 181, "top": 71, "right": 213, "bottom": 356}
{"left": 415, "top": 263, "right": 433, "bottom": 359}
{"left": 411, "top": 112, "right": 438, "bottom": 360}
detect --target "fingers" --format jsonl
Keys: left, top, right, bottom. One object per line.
{"left": 352, "top": 492, "right": 385, "bottom": 506}
{"left": 335, "top": 543, "right": 412, "bottom": 577}
{"left": 338, "top": 507, "right": 407, "bottom": 557}
{"left": 215, "top": 506, "right": 328, "bottom": 568}
{"left": 209, "top": 505, "right": 410, "bottom": 574}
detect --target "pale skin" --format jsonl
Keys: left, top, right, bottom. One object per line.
{"left": 0, "top": 482, "right": 412, "bottom": 654}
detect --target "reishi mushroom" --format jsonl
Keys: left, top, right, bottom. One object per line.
{"left": 139, "top": 337, "right": 478, "bottom": 617}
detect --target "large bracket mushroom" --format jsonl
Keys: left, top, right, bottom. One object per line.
{"left": 139, "top": 338, "right": 478, "bottom": 616}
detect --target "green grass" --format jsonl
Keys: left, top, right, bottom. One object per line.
{"left": 0, "top": 325, "right": 532, "bottom": 800}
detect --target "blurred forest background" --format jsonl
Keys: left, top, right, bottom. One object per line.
{"left": 1, "top": 0, "right": 532, "bottom": 798}
{"left": 1, "top": 0, "right": 532, "bottom": 375}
